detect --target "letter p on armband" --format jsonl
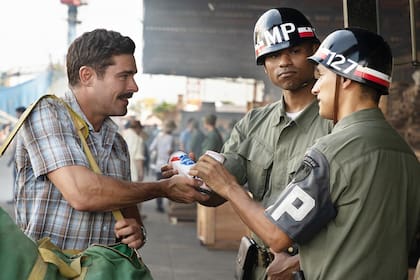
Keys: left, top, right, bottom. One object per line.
{"left": 270, "top": 186, "right": 315, "bottom": 222}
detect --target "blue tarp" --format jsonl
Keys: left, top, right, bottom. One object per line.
{"left": 0, "top": 69, "right": 53, "bottom": 115}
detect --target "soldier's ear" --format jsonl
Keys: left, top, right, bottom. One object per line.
{"left": 341, "top": 76, "right": 354, "bottom": 92}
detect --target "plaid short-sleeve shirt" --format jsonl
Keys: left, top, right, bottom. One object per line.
{"left": 15, "top": 92, "right": 130, "bottom": 250}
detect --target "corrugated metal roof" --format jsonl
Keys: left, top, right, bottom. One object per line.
{"left": 143, "top": 0, "right": 418, "bottom": 84}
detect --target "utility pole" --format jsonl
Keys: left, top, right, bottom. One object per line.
{"left": 60, "top": 0, "right": 86, "bottom": 46}
{"left": 67, "top": 4, "right": 78, "bottom": 46}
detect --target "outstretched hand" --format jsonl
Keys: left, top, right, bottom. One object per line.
{"left": 164, "top": 174, "right": 210, "bottom": 203}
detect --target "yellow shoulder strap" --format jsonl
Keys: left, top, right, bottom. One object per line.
{"left": 0, "top": 94, "right": 56, "bottom": 156}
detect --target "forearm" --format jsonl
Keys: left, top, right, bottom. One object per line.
{"left": 48, "top": 165, "right": 169, "bottom": 211}
{"left": 49, "top": 165, "right": 208, "bottom": 212}
{"left": 225, "top": 183, "right": 293, "bottom": 253}
{"left": 78, "top": 176, "right": 170, "bottom": 211}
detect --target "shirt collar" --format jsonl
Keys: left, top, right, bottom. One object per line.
{"left": 295, "top": 100, "right": 321, "bottom": 130}
{"left": 270, "top": 99, "right": 286, "bottom": 127}
{"left": 64, "top": 91, "right": 119, "bottom": 134}
{"left": 333, "top": 108, "right": 384, "bottom": 132}
{"left": 275, "top": 97, "right": 320, "bottom": 130}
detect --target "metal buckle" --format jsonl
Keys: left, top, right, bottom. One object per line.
{"left": 256, "top": 247, "right": 273, "bottom": 267}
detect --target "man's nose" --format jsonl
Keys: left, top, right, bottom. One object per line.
{"left": 277, "top": 52, "right": 292, "bottom": 67}
{"left": 311, "top": 79, "right": 320, "bottom": 96}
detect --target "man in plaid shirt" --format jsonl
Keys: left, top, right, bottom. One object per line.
{"left": 14, "top": 29, "right": 208, "bottom": 250}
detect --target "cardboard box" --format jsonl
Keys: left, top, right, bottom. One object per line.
{"left": 167, "top": 201, "right": 197, "bottom": 223}
{"left": 197, "top": 202, "right": 250, "bottom": 250}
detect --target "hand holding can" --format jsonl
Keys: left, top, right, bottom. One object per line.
{"left": 199, "top": 150, "right": 225, "bottom": 193}
{"left": 168, "top": 150, "right": 224, "bottom": 194}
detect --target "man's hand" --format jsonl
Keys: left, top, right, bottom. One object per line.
{"left": 114, "top": 218, "right": 145, "bottom": 249}
{"left": 164, "top": 174, "right": 210, "bottom": 203}
{"left": 189, "top": 154, "right": 238, "bottom": 199}
{"left": 266, "top": 252, "right": 300, "bottom": 280}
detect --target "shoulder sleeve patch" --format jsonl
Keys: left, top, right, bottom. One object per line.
{"left": 264, "top": 148, "right": 337, "bottom": 243}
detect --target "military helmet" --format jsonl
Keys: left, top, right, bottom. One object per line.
{"left": 254, "top": 7, "right": 320, "bottom": 65}
{"left": 308, "top": 27, "right": 393, "bottom": 94}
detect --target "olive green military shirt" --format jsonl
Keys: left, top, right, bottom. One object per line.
{"left": 293, "top": 108, "right": 420, "bottom": 279}
{"left": 222, "top": 98, "right": 332, "bottom": 208}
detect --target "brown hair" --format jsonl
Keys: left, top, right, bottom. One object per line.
{"left": 66, "top": 29, "right": 136, "bottom": 87}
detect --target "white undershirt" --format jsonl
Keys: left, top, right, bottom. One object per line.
{"left": 286, "top": 109, "right": 305, "bottom": 120}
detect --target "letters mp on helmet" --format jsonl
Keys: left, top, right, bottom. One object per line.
{"left": 254, "top": 7, "right": 320, "bottom": 65}
{"left": 308, "top": 27, "right": 393, "bottom": 95}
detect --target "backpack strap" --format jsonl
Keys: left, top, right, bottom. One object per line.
{"left": 0, "top": 94, "right": 56, "bottom": 156}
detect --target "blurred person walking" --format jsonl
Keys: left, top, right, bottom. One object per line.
{"left": 6, "top": 106, "right": 26, "bottom": 204}
{"left": 122, "top": 119, "right": 147, "bottom": 219}
{"left": 179, "top": 117, "right": 194, "bottom": 153}
{"left": 7, "top": 106, "right": 26, "bottom": 179}
{"left": 149, "top": 120, "right": 178, "bottom": 212}
{"left": 202, "top": 114, "right": 224, "bottom": 153}
{"left": 123, "top": 119, "right": 145, "bottom": 182}
{"left": 189, "top": 119, "right": 205, "bottom": 158}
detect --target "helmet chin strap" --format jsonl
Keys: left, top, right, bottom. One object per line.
{"left": 333, "top": 75, "right": 340, "bottom": 125}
